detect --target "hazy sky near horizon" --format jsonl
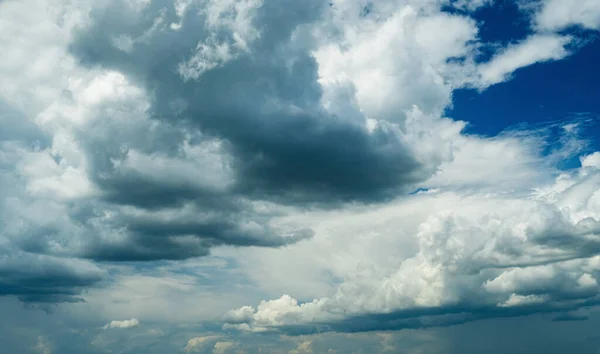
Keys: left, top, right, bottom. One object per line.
{"left": 2, "top": 0, "right": 600, "bottom": 353}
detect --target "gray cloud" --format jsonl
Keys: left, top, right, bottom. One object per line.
{"left": 81, "top": 203, "right": 313, "bottom": 261}
{"left": 68, "top": 0, "right": 433, "bottom": 205}
{"left": 0, "top": 250, "right": 105, "bottom": 303}
{"left": 0, "top": 100, "right": 49, "bottom": 146}
{"left": 552, "top": 312, "right": 590, "bottom": 322}
{"left": 0, "top": 0, "right": 450, "bottom": 270}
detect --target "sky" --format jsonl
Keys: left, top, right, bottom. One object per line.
{"left": 1, "top": 0, "right": 600, "bottom": 353}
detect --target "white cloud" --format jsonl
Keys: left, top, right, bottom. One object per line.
{"left": 2, "top": 0, "right": 600, "bottom": 349}
{"left": 103, "top": 318, "right": 140, "bottom": 329}
{"left": 535, "top": 0, "right": 600, "bottom": 31}
{"left": 476, "top": 34, "right": 572, "bottom": 88}
{"left": 447, "top": 0, "right": 492, "bottom": 11}
{"left": 185, "top": 336, "right": 221, "bottom": 353}
{"left": 179, "top": 0, "right": 262, "bottom": 80}
{"left": 290, "top": 340, "right": 313, "bottom": 354}
{"left": 582, "top": 152, "right": 600, "bottom": 169}
{"left": 213, "top": 341, "right": 237, "bottom": 354}
{"left": 498, "top": 294, "right": 547, "bottom": 308}
{"left": 0, "top": 0, "right": 90, "bottom": 115}
{"left": 223, "top": 306, "right": 255, "bottom": 324}
{"left": 315, "top": 3, "right": 478, "bottom": 124}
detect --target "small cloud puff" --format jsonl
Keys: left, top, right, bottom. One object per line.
{"left": 103, "top": 318, "right": 140, "bottom": 329}
{"left": 185, "top": 336, "right": 221, "bottom": 353}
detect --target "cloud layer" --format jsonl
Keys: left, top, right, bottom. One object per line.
{"left": 225, "top": 155, "right": 600, "bottom": 333}
{"left": 2, "top": 2, "right": 600, "bottom": 352}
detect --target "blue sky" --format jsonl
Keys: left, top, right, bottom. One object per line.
{"left": 2, "top": 0, "right": 600, "bottom": 353}
{"left": 450, "top": 1, "right": 600, "bottom": 168}
{"left": 451, "top": 1, "right": 600, "bottom": 142}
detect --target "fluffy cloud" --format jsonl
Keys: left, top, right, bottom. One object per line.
{"left": 68, "top": 0, "right": 459, "bottom": 205}
{"left": 212, "top": 341, "right": 236, "bottom": 354}
{"left": 185, "top": 335, "right": 221, "bottom": 353}
{"left": 535, "top": 0, "right": 600, "bottom": 31}
{"left": 2, "top": 1, "right": 600, "bottom": 348}
{"left": 582, "top": 152, "right": 600, "bottom": 169}
{"left": 0, "top": 0, "right": 489, "bottom": 305}
{"left": 0, "top": 0, "right": 320, "bottom": 290}
{"left": 104, "top": 318, "right": 140, "bottom": 329}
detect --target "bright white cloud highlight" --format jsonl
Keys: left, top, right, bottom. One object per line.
{"left": 185, "top": 336, "right": 221, "bottom": 353}
{"left": 535, "top": 0, "right": 600, "bottom": 31}
{"left": 103, "top": 318, "right": 140, "bottom": 329}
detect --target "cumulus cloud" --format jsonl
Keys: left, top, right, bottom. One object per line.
{"left": 224, "top": 143, "right": 600, "bottom": 333}
{"left": 582, "top": 152, "right": 600, "bottom": 169}
{"left": 68, "top": 0, "right": 457, "bottom": 206}
{"left": 0, "top": 0, "right": 319, "bottom": 282}
{"left": 0, "top": 0, "right": 486, "bottom": 304}
{"left": 103, "top": 318, "right": 140, "bottom": 329}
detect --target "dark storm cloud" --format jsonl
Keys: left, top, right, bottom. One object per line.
{"left": 0, "top": 102, "right": 101, "bottom": 303}
{"left": 0, "top": 250, "right": 105, "bottom": 303}
{"left": 68, "top": 0, "right": 432, "bottom": 205}
{"left": 81, "top": 204, "right": 312, "bottom": 262}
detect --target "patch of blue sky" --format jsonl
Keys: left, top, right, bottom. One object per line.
{"left": 444, "top": 1, "right": 600, "bottom": 161}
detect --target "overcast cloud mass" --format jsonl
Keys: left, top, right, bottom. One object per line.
{"left": 2, "top": 0, "right": 600, "bottom": 352}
